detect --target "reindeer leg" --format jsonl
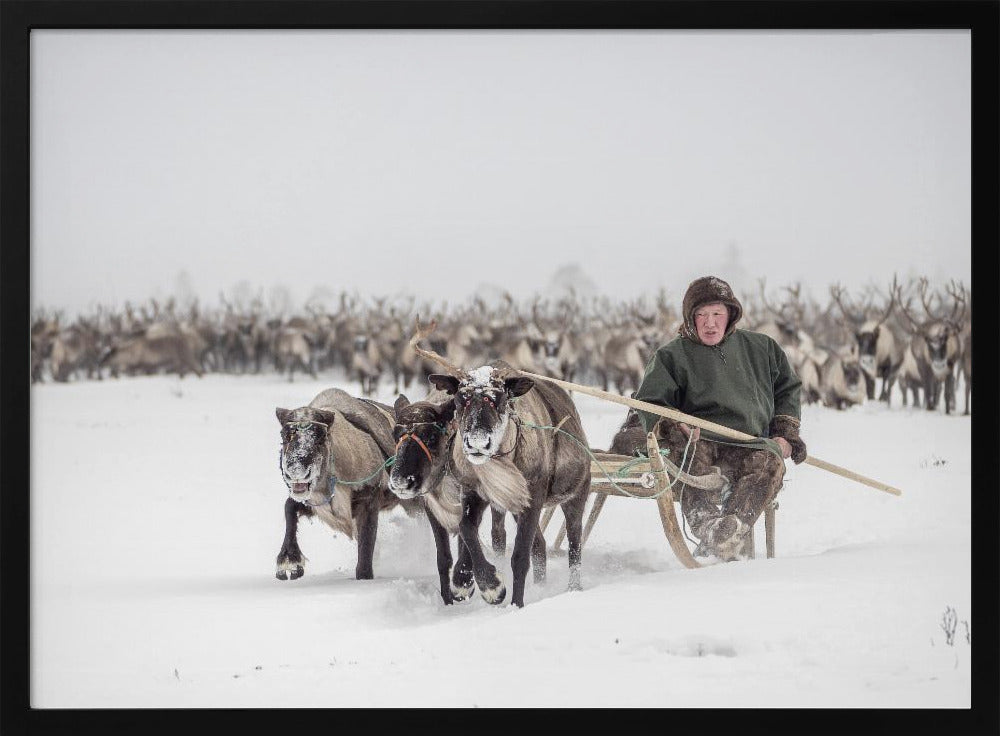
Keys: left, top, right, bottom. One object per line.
{"left": 531, "top": 521, "right": 546, "bottom": 584}
{"left": 456, "top": 492, "right": 505, "bottom": 605}
{"left": 561, "top": 488, "right": 588, "bottom": 592}
{"left": 510, "top": 492, "right": 546, "bottom": 608}
{"left": 880, "top": 370, "right": 895, "bottom": 405}
{"left": 354, "top": 499, "right": 378, "bottom": 580}
{"left": 450, "top": 539, "right": 476, "bottom": 603}
{"left": 426, "top": 509, "right": 456, "bottom": 605}
{"left": 490, "top": 506, "right": 507, "bottom": 558}
{"left": 276, "top": 497, "right": 310, "bottom": 580}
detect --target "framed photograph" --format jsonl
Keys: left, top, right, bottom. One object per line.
{"left": 3, "top": 1, "right": 996, "bottom": 733}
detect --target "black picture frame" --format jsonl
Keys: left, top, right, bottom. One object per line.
{"left": 3, "top": 2, "right": 997, "bottom": 734}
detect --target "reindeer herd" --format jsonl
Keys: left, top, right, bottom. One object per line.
{"left": 31, "top": 275, "right": 971, "bottom": 415}
{"left": 32, "top": 278, "right": 969, "bottom": 609}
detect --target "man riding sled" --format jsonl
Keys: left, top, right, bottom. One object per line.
{"left": 631, "top": 275, "right": 808, "bottom": 561}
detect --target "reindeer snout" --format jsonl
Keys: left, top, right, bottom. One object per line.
{"left": 464, "top": 431, "right": 492, "bottom": 453}
{"left": 388, "top": 472, "right": 421, "bottom": 499}
{"left": 390, "top": 472, "right": 416, "bottom": 491}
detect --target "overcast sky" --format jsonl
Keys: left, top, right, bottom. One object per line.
{"left": 31, "top": 30, "right": 971, "bottom": 316}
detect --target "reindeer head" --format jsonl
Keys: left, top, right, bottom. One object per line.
{"left": 276, "top": 406, "right": 337, "bottom": 506}
{"left": 840, "top": 357, "right": 864, "bottom": 398}
{"left": 409, "top": 316, "right": 535, "bottom": 465}
{"left": 429, "top": 366, "right": 534, "bottom": 465}
{"left": 387, "top": 394, "right": 456, "bottom": 499}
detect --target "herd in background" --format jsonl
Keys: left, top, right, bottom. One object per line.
{"left": 30, "top": 275, "right": 972, "bottom": 415}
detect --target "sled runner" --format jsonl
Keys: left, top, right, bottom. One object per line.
{"left": 539, "top": 432, "right": 778, "bottom": 568}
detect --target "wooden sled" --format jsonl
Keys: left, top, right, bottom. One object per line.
{"left": 540, "top": 432, "right": 777, "bottom": 568}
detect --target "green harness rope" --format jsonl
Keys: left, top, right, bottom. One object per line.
{"left": 329, "top": 454, "right": 397, "bottom": 488}
{"left": 512, "top": 414, "right": 698, "bottom": 500}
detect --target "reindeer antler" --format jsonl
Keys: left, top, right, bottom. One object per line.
{"left": 944, "top": 280, "right": 968, "bottom": 330}
{"left": 873, "top": 274, "right": 898, "bottom": 327}
{"left": 759, "top": 277, "right": 791, "bottom": 324}
{"left": 893, "top": 279, "right": 924, "bottom": 334}
{"left": 409, "top": 315, "right": 469, "bottom": 379}
{"left": 916, "top": 277, "right": 940, "bottom": 321}
{"left": 830, "top": 283, "right": 864, "bottom": 325}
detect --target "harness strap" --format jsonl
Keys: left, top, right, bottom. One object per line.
{"left": 395, "top": 433, "right": 433, "bottom": 464}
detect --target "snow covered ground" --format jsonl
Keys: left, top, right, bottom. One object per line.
{"left": 30, "top": 371, "right": 972, "bottom": 710}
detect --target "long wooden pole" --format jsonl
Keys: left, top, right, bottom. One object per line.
{"left": 520, "top": 371, "right": 903, "bottom": 497}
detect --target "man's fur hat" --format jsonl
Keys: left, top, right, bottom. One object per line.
{"left": 679, "top": 275, "right": 744, "bottom": 343}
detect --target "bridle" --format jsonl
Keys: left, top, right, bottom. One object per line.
{"left": 395, "top": 421, "right": 450, "bottom": 464}
{"left": 280, "top": 419, "right": 335, "bottom": 508}
{"left": 457, "top": 389, "right": 521, "bottom": 459}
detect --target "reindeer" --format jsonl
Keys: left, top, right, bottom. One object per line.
{"left": 49, "top": 318, "right": 103, "bottom": 382}
{"left": 960, "top": 319, "right": 971, "bottom": 415}
{"left": 830, "top": 277, "right": 902, "bottom": 404}
{"left": 30, "top": 312, "right": 60, "bottom": 382}
{"left": 388, "top": 382, "right": 515, "bottom": 584}
{"left": 387, "top": 389, "right": 471, "bottom": 601}
{"left": 350, "top": 332, "right": 383, "bottom": 396}
{"left": 100, "top": 331, "right": 204, "bottom": 379}
{"left": 754, "top": 279, "right": 806, "bottom": 349}
{"left": 390, "top": 310, "right": 450, "bottom": 394}
{"left": 754, "top": 279, "right": 827, "bottom": 401}
{"left": 275, "top": 388, "right": 427, "bottom": 583}
{"left": 818, "top": 346, "right": 866, "bottom": 410}
{"left": 596, "top": 300, "right": 662, "bottom": 396}
{"left": 599, "top": 326, "right": 650, "bottom": 396}
{"left": 409, "top": 319, "right": 590, "bottom": 608}
{"left": 271, "top": 317, "right": 317, "bottom": 382}
{"left": 941, "top": 280, "right": 972, "bottom": 415}
{"left": 894, "top": 279, "right": 966, "bottom": 414}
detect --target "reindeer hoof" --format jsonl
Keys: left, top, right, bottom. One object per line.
{"left": 478, "top": 571, "right": 507, "bottom": 605}
{"left": 567, "top": 567, "right": 583, "bottom": 592}
{"left": 481, "top": 585, "right": 506, "bottom": 605}
{"left": 450, "top": 580, "right": 475, "bottom": 602}
{"left": 276, "top": 564, "right": 304, "bottom": 581}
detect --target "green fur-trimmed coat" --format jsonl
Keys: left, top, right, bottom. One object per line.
{"left": 634, "top": 329, "right": 806, "bottom": 461}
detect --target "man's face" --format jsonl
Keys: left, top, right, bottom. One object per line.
{"left": 694, "top": 302, "right": 729, "bottom": 346}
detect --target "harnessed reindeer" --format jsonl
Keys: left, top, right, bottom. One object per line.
{"left": 407, "top": 318, "right": 591, "bottom": 608}
{"left": 275, "top": 387, "right": 456, "bottom": 594}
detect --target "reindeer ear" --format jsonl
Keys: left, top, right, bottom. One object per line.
{"left": 428, "top": 374, "right": 460, "bottom": 395}
{"left": 435, "top": 399, "right": 457, "bottom": 424}
{"left": 276, "top": 408, "right": 294, "bottom": 424}
{"left": 504, "top": 376, "right": 534, "bottom": 397}
{"left": 313, "top": 409, "right": 337, "bottom": 428}
{"left": 393, "top": 394, "right": 410, "bottom": 415}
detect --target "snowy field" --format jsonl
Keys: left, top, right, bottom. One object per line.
{"left": 30, "top": 371, "right": 972, "bottom": 710}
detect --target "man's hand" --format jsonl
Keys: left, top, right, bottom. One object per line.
{"left": 774, "top": 436, "right": 792, "bottom": 459}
